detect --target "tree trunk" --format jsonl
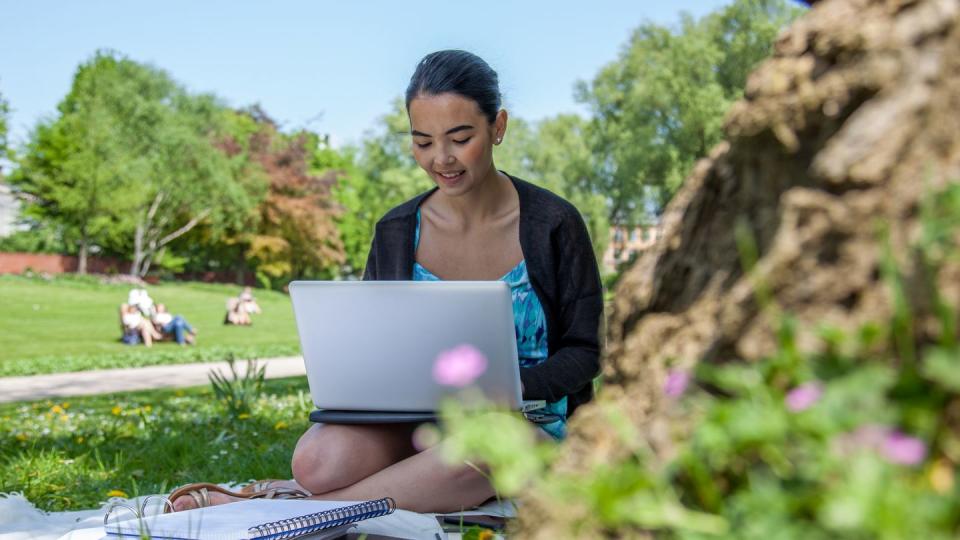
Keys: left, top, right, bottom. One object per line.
{"left": 129, "top": 192, "right": 210, "bottom": 277}
{"left": 77, "top": 236, "right": 89, "bottom": 275}
{"left": 516, "top": 0, "right": 960, "bottom": 536}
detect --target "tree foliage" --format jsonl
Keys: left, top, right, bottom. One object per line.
{"left": 332, "top": 98, "right": 432, "bottom": 276}
{"left": 495, "top": 115, "right": 610, "bottom": 263}
{"left": 10, "top": 51, "right": 263, "bottom": 275}
{"left": 0, "top": 85, "right": 9, "bottom": 161}
{"left": 243, "top": 111, "right": 344, "bottom": 286}
{"left": 576, "top": 0, "right": 801, "bottom": 225}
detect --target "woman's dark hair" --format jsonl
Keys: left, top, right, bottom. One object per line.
{"left": 405, "top": 50, "right": 502, "bottom": 124}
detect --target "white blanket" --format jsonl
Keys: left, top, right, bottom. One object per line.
{"left": 0, "top": 491, "right": 514, "bottom": 540}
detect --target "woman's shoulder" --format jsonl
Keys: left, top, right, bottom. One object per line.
{"left": 375, "top": 188, "right": 436, "bottom": 227}
{"left": 508, "top": 174, "right": 585, "bottom": 225}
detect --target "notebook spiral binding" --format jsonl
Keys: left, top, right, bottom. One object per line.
{"left": 103, "top": 495, "right": 175, "bottom": 526}
{"left": 249, "top": 497, "right": 396, "bottom": 540}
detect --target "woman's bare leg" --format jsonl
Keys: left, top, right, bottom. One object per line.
{"left": 140, "top": 324, "right": 154, "bottom": 347}
{"left": 171, "top": 423, "right": 416, "bottom": 512}
{"left": 308, "top": 444, "right": 496, "bottom": 513}
{"left": 290, "top": 423, "right": 419, "bottom": 493}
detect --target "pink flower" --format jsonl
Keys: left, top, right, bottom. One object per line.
{"left": 664, "top": 370, "right": 690, "bottom": 397}
{"left": 881, "top": 431, "right": 927, "bottom": 466}
{"left": 433, "top": 344, "right": 488, "bottom": 387}
{"left": 785, "top": 382, "right": 823, "bottom": 412}
{"left": 834, "top": 425, "right": 928, "bottom": 467}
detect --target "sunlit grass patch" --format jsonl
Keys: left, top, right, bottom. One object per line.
{"left": 0, "top": 275, "right": 300, "bottom": 376}
{"left": 0, "top": 376, "right": 312, "bottom": 511}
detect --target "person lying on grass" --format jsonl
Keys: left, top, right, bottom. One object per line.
{"left": 152, "top": 303, "right": 197, "bottom": 346}
{"left": 168, "top": 49, "right": 603, "bottom": 514}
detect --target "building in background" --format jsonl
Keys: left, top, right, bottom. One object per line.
{"left": 602, "top": 223, "right": 662, "bottom": 272}
{"left": 0, "top": 183, "right": 19, "bottom": 237}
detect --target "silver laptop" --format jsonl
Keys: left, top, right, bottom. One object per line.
{"left": 289, "top": 281, "right": 552, "bottom": 424}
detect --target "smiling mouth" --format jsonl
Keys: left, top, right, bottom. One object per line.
{"left": 436, "top": 170, "right": 464, "bottom": 178}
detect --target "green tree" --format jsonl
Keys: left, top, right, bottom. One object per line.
{"left": 128, "top": 92, "right": 261, "bottom": 277}
{"left": 576, "top": 0, "right": 801, "bottom": 225}
{"left": 11, "top": 51, "right": 263, "bottom": 276}
{"left": 0, "top": 85, "right": 9, "bottom": 161}
{"left": 495, "top": 115, "right": 610, "bottom": 262}
{"left": 10, "top": 57, "right": 147, "bottom": 273}
{"left": 332, "top": 98, "right": 431, "bottom": 276}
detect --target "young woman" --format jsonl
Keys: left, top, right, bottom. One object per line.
{"left": 170, "top": 49, "right": 602, "bottom": 514}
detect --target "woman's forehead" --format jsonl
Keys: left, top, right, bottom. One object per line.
{"left": 409, "top": 93, "right": 485, "bottom": 132}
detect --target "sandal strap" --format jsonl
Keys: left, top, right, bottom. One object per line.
{"left": 189, "top": 487, "right": 210, "bottom": 508}
{"left": 257, "top": 487, "right": 310, "bottom": 500}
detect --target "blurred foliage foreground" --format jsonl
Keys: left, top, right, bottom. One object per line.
{"left": 436, "top": 182, "right": 960, "bottom": 539}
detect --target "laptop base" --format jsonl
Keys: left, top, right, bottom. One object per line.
{"left": 309, "top": 409, "right": 562, "bottom": 425}
{"left": 310, "top": 409, "right": 437, "bottom": 424}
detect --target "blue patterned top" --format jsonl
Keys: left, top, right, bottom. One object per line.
{"left": 413, "top": 209, "right": 568, "bottom": 439}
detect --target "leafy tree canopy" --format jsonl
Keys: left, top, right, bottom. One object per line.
{"left": 576, "top": 0, "right": 802, "bottom": 225}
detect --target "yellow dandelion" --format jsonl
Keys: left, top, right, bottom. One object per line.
{"left": 60, "top": 415, "right": 69, "bottom": 423}
{"left": 274, "top": 421, "right": 288, "bottom": 430}
{"left": 111, "top": 405, "right": 122, "bottom": 416}
{"left": 477, "top": 530, "right": 495, "bottom": 540}
{"left": 106, "top": 489, "right": 128, "bottom": 498}
{"left": 143, "top": 405, "right": 152, "bottom": 413}
{"left": 50, "top": 405, "right": 65, "bottom": 414}
{"left": 930, "top": 459, "right": 955, "bottom": 494}
{"left": 238, "top": 413, "right": 251, "bottom": 420}
{"left": 62, "top": 402, "right": 70, "bottom": 409}
{"left": 16, "top": 433, "right": 28, "bottom": 442}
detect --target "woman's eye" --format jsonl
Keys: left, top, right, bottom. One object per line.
{"left": 453, "top": 138, "right": 472, "bottom": 145}
{"left": 415, "top": 142, "right": 432, "bottom": 149}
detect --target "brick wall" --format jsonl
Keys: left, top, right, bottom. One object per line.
{"left": 0, "top": 252, "right": 125, "bottom": 274}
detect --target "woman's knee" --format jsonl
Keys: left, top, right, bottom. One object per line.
{"left": 290, "top": 423, "right": 416, "bottom": 494}
{"left": 291, "top": 424, "right": 376, "bottom": 493}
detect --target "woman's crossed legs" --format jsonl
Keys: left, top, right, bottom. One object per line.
{"left": 171, "top": 422, "right": 496, "bottom": 514}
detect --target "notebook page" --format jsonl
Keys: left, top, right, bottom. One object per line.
{"left": 104, "top": 499, "right": 373, "bottom": 540}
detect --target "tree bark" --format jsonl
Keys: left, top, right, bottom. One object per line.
{"left": 516, "top": 0, "right": 960, "bottom": 536}
{"left": 77, "top": 236, "right": 88, "bottom": 275}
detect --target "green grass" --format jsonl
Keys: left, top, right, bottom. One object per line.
{"left": 0, "top": 274, "right": 301, "bottom": 376}
{"left": 0, "top": 376, "right": 312, "bottom": 511}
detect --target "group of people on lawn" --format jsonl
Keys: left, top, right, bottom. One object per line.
{"left": 120, "top": 289, "right": 198, "bottom": 347}
{"left": 120, "top": 286, "right": 262, "bottom": 347}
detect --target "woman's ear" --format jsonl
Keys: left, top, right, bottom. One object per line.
{"left": 494, "top": 109, "right": 508, "bottom": 144}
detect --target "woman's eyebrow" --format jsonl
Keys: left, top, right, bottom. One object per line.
{"left": 410, "top": 125, "right": 475, "bottom": 138}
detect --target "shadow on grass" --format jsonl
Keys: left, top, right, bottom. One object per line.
{"left": 0, "top": 377, "right": 313, "bottom": 511}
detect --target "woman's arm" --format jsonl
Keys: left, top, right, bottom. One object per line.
{"left": 519, "top": 211, "right": 603, "bottom": 403}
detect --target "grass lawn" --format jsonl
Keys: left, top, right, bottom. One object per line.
{"left": 0, "top": 274, "right": 301, "bottom": 376}
{"left": 0, "top": 376, "right": 312, "bottom": 511}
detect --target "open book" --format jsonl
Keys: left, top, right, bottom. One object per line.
{"left": 103, "top": 497, "right": 395, "bottom": 540}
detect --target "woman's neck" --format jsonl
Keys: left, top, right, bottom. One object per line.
{"left": 432, "top": 167, "right": 517, "bottom": 228}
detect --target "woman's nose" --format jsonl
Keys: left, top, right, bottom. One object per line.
{"left": 436, "top": 153, "right": 456, "bottom": 166}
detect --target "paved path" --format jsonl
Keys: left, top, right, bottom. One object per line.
{"left": 0, "top": 356, "right": 306, "bottom": 404}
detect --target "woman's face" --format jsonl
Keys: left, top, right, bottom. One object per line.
{"left": 408, "top": 92, "right": 505, "bottom": 197}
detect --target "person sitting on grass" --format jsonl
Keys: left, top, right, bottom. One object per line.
{"left": 152, "top": 303, "right": 197, "bottom": 346}
{"left": 120, "top": 303, "right": 162, "bottom": 347}
{"left": 224, "top": 287, "right": 262, "bottom": 326}
{"left": 166, "top": 49, "right": 602, "bottom": 514}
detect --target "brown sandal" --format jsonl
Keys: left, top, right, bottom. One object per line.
{"left": 166, "top": 482, "right": 311, "bottom": 513}
{"left": 239, "top": 479, "right": 292, "bottom": 495}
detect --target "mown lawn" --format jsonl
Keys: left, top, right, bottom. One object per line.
{"left": 0, "top": 376, "right": 312, "bottom": 511}
{"left": 0, "top": 274, "right": 301, "bottom": 376}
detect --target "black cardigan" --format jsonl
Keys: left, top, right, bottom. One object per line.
{"left": 362, "top": 174, "right": 603, "bottom": 417}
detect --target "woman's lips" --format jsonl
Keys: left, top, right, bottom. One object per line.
{"left": 435, "top": 170, "right": 465, "bottom": 186}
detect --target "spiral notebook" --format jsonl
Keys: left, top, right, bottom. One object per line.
{"left": 103, "top": 497, "right": 395, "bottom": 540}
